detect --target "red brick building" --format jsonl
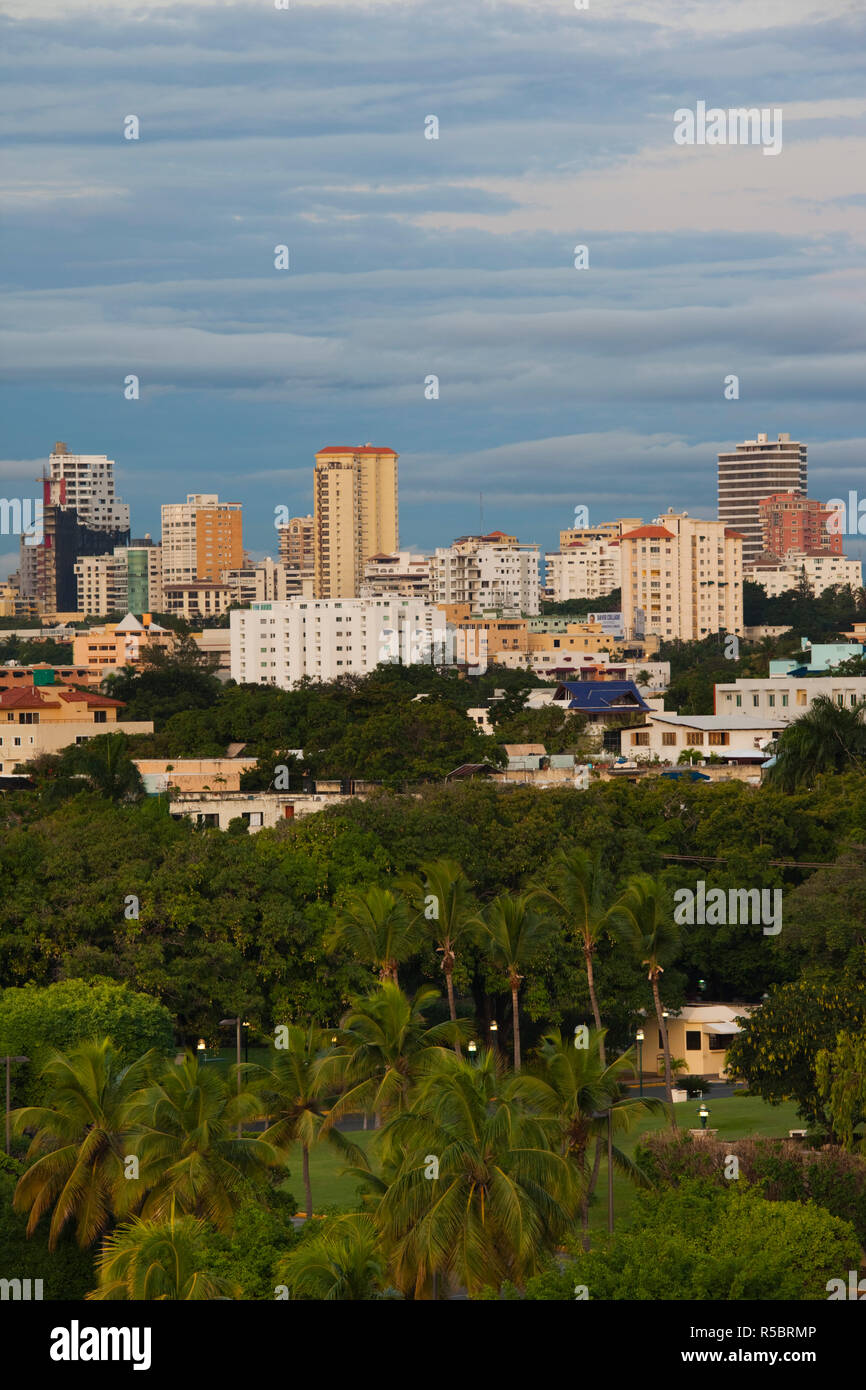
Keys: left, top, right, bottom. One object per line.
{"left": 758, "top": 492, "right": 841, "bottom": 558}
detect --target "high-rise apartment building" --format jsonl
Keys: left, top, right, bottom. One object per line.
{"left": 621, "top": 510, "right": 743, "bottom": 642}
{"left": 431, "top": 532, "right": 540, "bottom": 615}
{"left": 313, "top": 446, "right": 399, "bottom": 598}
{"left": 718, "top": 433, "right": 807, "bottom": 564}
{"left": 758, "top": 493, "right": 841, "bottom": 559}
{"left": 161, "top": 494, "right": 243, "bottom": 587}
{"left": 48, "top": 441, "right": 130, "bottom": 532}
{"left": 126, "top": 537, "right": 163, "bottom": 613}
{"left": 74, "top": 551, "right": 129, "bottom": 616}
{"left": 277, "top": 515, "right": 315, "bottom": 594}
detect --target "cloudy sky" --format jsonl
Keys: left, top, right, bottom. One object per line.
{"left": 1, "top": 0, "right": 864, "bottom": 573}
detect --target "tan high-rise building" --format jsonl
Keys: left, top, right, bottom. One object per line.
{"left": 621, "top": 510, "right": 743, "bottom": 643}
{"left": 718, "top": 433, "right": 807, "bottom": 565}
{"left": 277, "top": 514, "right": 315, "bottom": 593}
{"left": 161, "top": 494, "right": 243, "bottom": 587}
{"left": 313, "top": 446, "right": 398, "bottom": 598}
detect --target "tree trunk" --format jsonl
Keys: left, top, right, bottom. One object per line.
{"left": 580, "top": 1137, "right": 604, "bottom": 1251}
{"left": 302, "top": 1143, "right": 313, "bottom": 1221}
{"left": 511, "top": 981, "right": 521, "bottom": 1071}
{"left": 585, "top": 948, "right": 604, "bottom": 1064}
{"left": 443, "top": 960, "right": 462, "bottom": 1058}
{"left": 652, "top": 973, "right": 676, "bottom": 1123}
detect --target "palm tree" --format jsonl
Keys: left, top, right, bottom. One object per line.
{"left": 324, "top": 885, "right": 420, "bottom": 986}
{"left": 610, "top": 874, "right": 682, "bottom": 1108}
{"left": 87, "top": 1210, "right": 239, "bottom": 1300}
{"left": 515, "top": 1028, "right": 667, "bottom": 1243}
{"left": 275, "top": 1213, "right": 386, "bottom": 1300}
{"left": 11, "top": 1038, "right": 156, "bottom": 1250}
{"left": 473, "top": 892, "right": 553, "bottom": 1070}
{"left": 244, "top": 1026, "right": 365, "bottom": 1220}
{"left": 376, "top": 1049, "right": 578, "bottom": 1298}
{"left": 316, "top": 983, "right": 467, "bottom": 1129}
{"left": 530, "top": 847, "right": 611, "bottom": 1061}
{"left": 767, "top": 693, "right": 866, "bottom": 790}
{"left": 399, "top": 858, "right": 475, "bottom": 1056}
{"left": 126, "top": 1053, "right": 281, "bottom": 1231}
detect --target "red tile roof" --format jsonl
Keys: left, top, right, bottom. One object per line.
{"left": 724, "top": 528, "right": 746, "bottom": 539}
{"left": 621, "top": 525, "right": 675, "bottom": 540}
{"left": 0, "top": 686, "right": 124, "bottom": 711}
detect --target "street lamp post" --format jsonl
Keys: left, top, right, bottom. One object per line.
{"left": 467, "top": 1040, "right": 478, "bottom": 1065}
{"left": 220, "top": 1018, "right": 243, "bottom": 1138}
{"left": 635, "top": 1028, "right": 644, "bottom": 1097}
{"left": 4, "top": 1055, "right": 28, "bottom": 1155}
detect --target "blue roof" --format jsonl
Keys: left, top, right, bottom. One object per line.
{"left": 555, "top": 681, "right": 650, "bottom": 713}
{"left": 660, "top": 769, "right": 711, "bottom": 782}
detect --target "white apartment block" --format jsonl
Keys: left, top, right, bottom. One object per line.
{"left": 230, "top": 598, "right": 448, "bottom": 688}
{"left": 745, "top": 552, "right": 863, "bottom": 598}
{"left": 49, "top": 442, "right": 130, "bottom": 532}
{"left": 432, "top": 534, "right": 540, "bottom": 615}
{"left": 715, "top": 677, "right": 866, "bottom": 723}
{"left": 74, "top": 550, "right": 128, "bottom": 616}
{"left": 361, "top": 551, "right": 432, "bottom": 601}
{"left": 718, "top": 432, "right": 808, "bottom": 564}
{"left": 545, "top": 541, "right": 621, "bottom": 602}
{"left": 621, "top": 511, "right": 743, "bottom": 643}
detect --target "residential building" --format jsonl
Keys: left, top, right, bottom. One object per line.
{"left": 551, "top": 680, "right": 651, "bottom": 726}
{"left": 623, "top": 711, "right": 785, "bottom": 763}
{"left": 135, "top": 758, "right": 258, "bottom": 794}
{"left": 361, "top": 551, "right": 431, "bottom": 600}
{"left": 230, "top": 597, "right": 447, "bottom": 688}
{"left": 545, "top": 540, "right": 621, "bottom": 602}
{"left": 277, "top": 514, "right": 315, "bottom": 592}
{"left": 0, "top": 670, "right": 153, "bottom": 775}
{"left": 74, "top": 550, "right": 128, "bottom": 616}
{"left": 223, "top": 558, "right": 291, "bottom": 606}
{"left": 46, "top": 441, "right": 130, "bottom": 532}
{"left": 167, "top": 788, "right": 361, "bottom": 831}
{"left": 161, "top": 494, "right": 243, "bottom": 587}
{"left": 313, "top": 445, "right": 399, "bottom": 598}
{"left": 72, "top": 613, "right": 176, "bottom": 670}
{"left": 715, "top": 674, "right": 866, "bottom": 722}
{"left": 758, "top": 492, "right": 841, "bottom": 558}
{"left": 161, "top": 582, "right": 232, "bottom": 621}
{"left": 126, "top": 537, "right": 163, "bottom": 613}
{"left": 620, "top": 511, "right": 743, "bottom": 643}
{"left": 745, "top": 551, "right": 862, "bottom": 597}
{"left": 717, "top": 432, "right": 808, "bottom": 564}
{"left": 431, "top": 533, "right": 540, "bottom": 615}
{"left": 0, "top": 664, "right": 103, "bottom": 691}
{"left": 558, "top": 518, "right": 642, "bottom": 548}
{"left": 34, "top": 502, "right": 129, "bottom": 614}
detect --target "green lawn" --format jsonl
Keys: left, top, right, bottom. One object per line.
{"left": 277, "top": 1095, "right": 804, "bottom": 1219}
{"left": 587, "top": 1093, "right": 805, "bottom": 1231}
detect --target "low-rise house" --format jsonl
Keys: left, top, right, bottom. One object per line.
{"left": 0, "top": 670, "right": 153, "bottom": 774}
{"left": 168, "top": 788, "right": 362, "bottom": 831}
{"left": 72, "top": 612, "right": 176, "bottom": 670}
{"left": 624, "top": 711, "right": 784, "bottom": 763}
{"left": 655, "top": 1003, "right": 754, "bottom": 1080}
{"left": 552, "top": 680, "right": 651, "bottom": 725}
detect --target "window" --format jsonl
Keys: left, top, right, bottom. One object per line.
{"left": 753, "top": 694, "right": 759, "bottom": 707}
{"left": 768, "top": 694, "right": 775, "bottom": 707}
{"left": 735, "top": 694, "right": 742, "bottom": 707}
{"left": 708, "top": 731, "right": 729, "bottom": 746}
{"left": 782, "top": 694, "right": 788, "bottom": 707}
{"left": 686, "top": 1030, "right": 701, "bottom": 1051}
{"left": 797, "top": 691, "right": 807, "bottom": 706}
{"left": 685, "top": 732, "right": 704, "bottom": 746}
{"left": 707, "top": 1034, "right": 727, "bottom": 1052}
{"left": 662, "top": 731, "right": 676, "bottom": 746}
{"left": 94, "top": 710, "right": 107, "bottom": 724}
{"left": 631, "top": 731, "right": 650, "bottom": 746}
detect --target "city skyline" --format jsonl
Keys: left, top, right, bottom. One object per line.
{"left": 2, "top": 0, "right": 865, "bottom": 575}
